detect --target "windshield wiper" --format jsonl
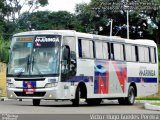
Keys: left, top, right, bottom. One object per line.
{"left": 15, "top": 55, "right": 31, "bottom": 77}
{"left": 32, "top": 57, "right": 43, "bottom": 77}
{"left": 27, "top": 55, "right": 31, "bottom": 72}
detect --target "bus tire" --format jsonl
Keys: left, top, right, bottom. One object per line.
{"left": 118, "top": 98, "right": 126, "bottom": 105}
{"left": 72, "top": 87, "right": 80, "bottom": 107}
{"left": 125, "top": 86, "right": 135, "bottom": 105}
{"left": 118, "top": 86, "right": 135, "bottom": 105}
{"left": 33, "top": 99, "right": 41, "bottom": 106}
{"left": 86, "top": 99, "right": 102, "bottom": 106}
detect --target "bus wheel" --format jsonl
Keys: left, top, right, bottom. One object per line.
{"left": 118, "top": 98, "right": 126, "bottom": 105}
{"left": 33, "top": 99, "right": 41, "bottom": 106}
{"left": 86, "top": 99, "right": 102, "bottom": 106}
{"left": 118, "top": 86, "right": 135, "bottom": 105}
{"left": 125, "top": 86, "right": 135, "bottom": 105}
{"left": 72, "top": 87, "right": 80, "bottom": 107}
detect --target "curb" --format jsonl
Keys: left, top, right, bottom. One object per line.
{"left": 0, "top": 97, "right": 8, "bottom": 101}
{"left": 136, "top": 100, "right": 160, "bottom": 111}
{"left": 136, "top": 100, "right": 160, "bottom": 104}
{"left": 144, "top": 102, "right": 160, "bottom": 111}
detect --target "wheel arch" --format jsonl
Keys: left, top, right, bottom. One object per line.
{"left": 129, "top": 82, "right": 137, "bottom": 97}
{"left": 76, "top": 82, "right": 87, "bottom": 99}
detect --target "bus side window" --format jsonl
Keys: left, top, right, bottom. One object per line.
{"left": 113, "top": 43, "right": 124, "bottom": 61}
{"left": 123, "top": 44, "right": 126, "bottom": 61}
{"left": 150, "top": 47, "right": 156, "bottom": 63}
{"left": 110, "top": 43, "right": 114, "bottom": 60}
{"left": 95, "top": 41, "right": 103, "bottom": 59}
{"left": 135, "top": 46, "right": 139, "bottom": 62}
{"left": 148, "top": 47, "right": 151, "bottom": 63}
{"left": 78, "top": 39, "right": 82, "bottom": 58}
{"left": 61, "top": 36, "right": 76, "bottom": 81}
{"left": 78, "top": 38, "right": 93, "bottom": 59}
{"left": 154, "top": 48, "right": 157, "bottom": 63}
{"left": 103, "top": 42, "right": 109, "bottom": 60}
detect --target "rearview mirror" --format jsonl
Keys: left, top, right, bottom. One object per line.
{"left": 62, "top": 45, "right": 70, "bottom": 61}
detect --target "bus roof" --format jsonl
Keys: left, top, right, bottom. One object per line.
{"left": 13, "top": 30, "right": 157, "bottom": 47}
{"left": 13, "top": 30, "right": 77, "bottom": 37}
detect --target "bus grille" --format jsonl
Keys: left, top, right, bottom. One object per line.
{"left": 14, "top": 92, "right": 46, "bottom": 97}
{"left": 14, "top": 78, "right": 45, "bottom": 81}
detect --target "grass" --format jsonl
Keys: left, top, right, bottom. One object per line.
{"left": 151, "top": 103, "right": 160, "bottom": 106}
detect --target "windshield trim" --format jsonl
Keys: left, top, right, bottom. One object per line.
{"left": 7, "top": 34, "right": 62, "bottom": 77}
{"left": 7, "top": 74, "right": 59, "bottom": 78}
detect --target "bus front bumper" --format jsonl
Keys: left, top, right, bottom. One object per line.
{"left": 7, "top": 88, "right": 60, "bottom": 100}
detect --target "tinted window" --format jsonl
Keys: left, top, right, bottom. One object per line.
{"left": 125, "top": 45, "right": 132, "bottom": 61}
{"left": 114, "top": 43, "right": 124, "bottom": 61}
{"left": 95, "top": 42, "right": 103, "bottom": 59}
{"left": 78, "top": 39, "right": 93, "bottom": 58}
{"left": 125, "top": 45, "right": 137, "bottom": 62}
{"left": 139, "top": 46, "right": 150, "bottom": 63}
{"left": 150, "top": 47, "right": 156, "bottom": 63}
{"left": 63, "top": 36, "right": 76, "bottom": 59}
{"left": 138, "top": 46, "right": 145, "bottom": 62}
{"left": 103, "top": 43, "right": 109, "bottom": 59}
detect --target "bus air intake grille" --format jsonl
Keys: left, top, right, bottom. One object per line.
{"left": 14, "top": 92, "right": 46, "bottom": 97}
{"left": 14, "top": 78, "right": 45, "bottom": 81}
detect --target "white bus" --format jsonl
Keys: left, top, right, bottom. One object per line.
{"left": 7, "top": 30, "right": 159, "bottom": 106}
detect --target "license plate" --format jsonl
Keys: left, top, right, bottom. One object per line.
{"left": 25, "top": 91, "right": 34, "bottom": 94}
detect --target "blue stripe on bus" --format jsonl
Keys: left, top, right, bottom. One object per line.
{"left": 128, "top": 77, "right": 157, "bottom": 83}
{"left": 65, "top": 76, "right": 157, "bottom": 83}
{"left": 65, "top": 76, "right": 93, "bottom": 83}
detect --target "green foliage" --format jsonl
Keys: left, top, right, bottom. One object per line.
{"left": 74, "top": 0, "right": 160, "bottom": 42}
{"left": 151, "top": 103, "right": 160, "bottom": 106}
{"left": 0, "top": 36, "right": 10, "bottom": 63}
{"left": 136, "top": 97, "right": 160, "bottom": 101}
{"left": 17, "top": 11, "right": 78, "bottom": 31}
{"left": 0, "top": 0, "right": 49, "bottom": 22}
{"left": 158, "top": 47, "right": 160, "bottom": 79}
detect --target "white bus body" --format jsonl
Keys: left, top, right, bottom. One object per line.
{"left": 7, "top": 30, "right": 158, "bottom": 106}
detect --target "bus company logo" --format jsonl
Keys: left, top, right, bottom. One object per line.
{"left": 24, "top": 81, "right": 33, "bottom": 89}
{"left": 23, "top": 81, "right": 36, "bottom": 94}
{"left": 112, "top": 61, "right": 127, "bottom": 93}
{"left": 35, "top": 36, "right": 59, "bottom": 43}
{"left": 94, "top": 61, "right": 127, "bottom": 94}
{"left": 139, "top": 67, "right": 156, "bottom": 77}
{"left": 94, "top": 62, "right": 109, "bottom": 94}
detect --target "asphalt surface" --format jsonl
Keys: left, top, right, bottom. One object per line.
{"left": 0, "top": 99, "right": 159, "bottom": 114}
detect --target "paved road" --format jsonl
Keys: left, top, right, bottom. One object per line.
{"left": 0, "top": 100, "right": 159, "bottom": 114}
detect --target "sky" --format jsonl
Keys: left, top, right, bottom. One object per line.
{"left": 38, "top": 0, "right": 91, "bottom": 13}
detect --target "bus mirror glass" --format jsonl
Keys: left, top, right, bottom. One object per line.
{"left": 62, "top": 45, "right": 70, "bottom": 61}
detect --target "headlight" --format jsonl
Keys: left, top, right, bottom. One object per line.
{"left": 45, "top": 83, "right": 58, "bottom": 88}
{"left": 7, "top": 79, "right": 12, "bottom": 83}
{"left": 7, "top": 83, "right": 15, "bottom": 88}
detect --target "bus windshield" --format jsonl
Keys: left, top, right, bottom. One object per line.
{"left": 7, "top": 35, "right": 61, "bottom": 77}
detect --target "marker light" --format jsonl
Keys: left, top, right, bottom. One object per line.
{"left": 8, "top": 83, "right": 15, "bottom": 88}
{"left": 18, "top": 37, "right": 33, "bottom": 41}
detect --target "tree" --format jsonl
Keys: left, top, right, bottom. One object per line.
{"left": 17, "top": 11, "right": 77, "bottom": 31}
{"left": 1, "top": 0, "right": 48, "bottom": 22}
{"left": 75, "top": 0, "right": 160, "bottom": 43}
{"left": 75, "top": 0, "right": 129, "bottom": 36}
